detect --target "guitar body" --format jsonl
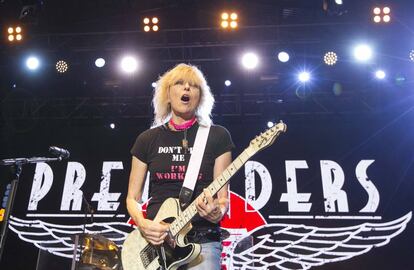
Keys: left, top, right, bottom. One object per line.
{"left": 122, "top": 198, "right": 201, "bottom": 270}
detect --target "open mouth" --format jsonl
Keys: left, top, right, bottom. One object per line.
{"left": 181, "top": 95, "right": 190, "bottom": 102}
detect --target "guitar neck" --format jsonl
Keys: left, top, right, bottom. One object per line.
{"left": 169, "top": 146, "right": 256, "bottom": 237}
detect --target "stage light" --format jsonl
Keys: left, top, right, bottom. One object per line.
{"left": 267, "top": 121, "right": 274, "bottom": 128}
{"left": 221, "top": 11, "right": 238, "bottom": 30}
{"left": 375, "top": 70, "right": 386, "bottom": 79}
{"left": 298, "top": 71, "right": 311, "bottom": 83}
{"left": 241, "top": 52, "right": 259, "bottom": 70}
{"left": 7, "top": 26, "right": 23, "bottom": 42}
{"left": 120, "top": 56, "right": 138, "bottom": 74}
{"left": 152, "top": 82, "right": 157, "bottom": 88}
{"left": 26, "top": 56, "right": 40, "bottom": 70}
{"left": 221, "top": 13, "right": 229, "bottom": 20}
{"left": 373, "top": 6, "right": 391, "bottom": 23}
{"left": 224, "top": 80, "right": 231, "bottom": 86}
{"left": 354, "top": 44, "right": 373, "bottom": 62}
{"left": 324, "top": 51, "right": 338, "bottom": 65}
{"left": 335, "top": 0, "right": 343, "bottom": 4}
{"left": 110, "top": 123, "right": 116, "bottom": 129}
{"left": 409, "top": 50, "right": 414, "bottom": 61}
{"left": 95, "top": 58, "right": 105, "bottom": 68}
{"left": 143, "top": 16, "right": 159, "bottom": 32}
{"left": 56, "top": 60, "right": 68, "bottom": 73}
{"left": 230, "top": 21, "right": 238, "bottom": 29}
{"left": 277, "top": 51, "right": 290, "bottom": 62}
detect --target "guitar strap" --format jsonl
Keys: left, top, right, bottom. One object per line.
{"left": 179, "top": 124, "right": 211, "bottom": 209}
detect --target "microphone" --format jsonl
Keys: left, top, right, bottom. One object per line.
{"left": 49, "top": 146, "right": 70, "bottom": 159}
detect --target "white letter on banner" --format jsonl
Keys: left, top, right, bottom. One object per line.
{"left": 280, "top": 160, "right": 312, "bottom": 212}
{"left": 61, "top": 162, "right": 86, "bottom": 210}
{"left": 244, "top": 161, "right": 272, "bottom": 211}
{"left": 356, "top": 160, "right": 379, "bottom": 212}
{"left": 92, "top": 161, "right": 122, "bottom": 211}
{"left": 28, "top": 163, "right": 53, "bottom": 210}
{"left": 320, "top": 160, "right": 349, "bottom": 212}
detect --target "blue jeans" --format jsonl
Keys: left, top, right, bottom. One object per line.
{"left": 186, "top": 241, "right": 222, "bottom": 270}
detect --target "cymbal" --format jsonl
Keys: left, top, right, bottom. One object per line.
{"left": 71, "top": 233, "right": 119, "bottom": 251}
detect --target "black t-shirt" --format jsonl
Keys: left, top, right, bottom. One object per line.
{"left": 130, "top": 122, "right": 234, "bottom": 228}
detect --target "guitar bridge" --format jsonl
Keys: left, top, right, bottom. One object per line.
{"left": 140, "top": 244, "right": 158, "bottom": 268}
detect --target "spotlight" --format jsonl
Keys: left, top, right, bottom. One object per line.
{"left": 267, "top": 121, "right": 274, "bottom": 128}
{"left": 373, "top": 6, "right": 391, "bottom": 23}
{"left": 354, "top": 44, "right": 373, "bottom": 62}
{"left": 324, "top": 51, "right": 338, "bottom": 65}
{"left": 110, "top": 123, "right": 116, "bottom": 129}
{"left": 7, "top": 26, "right": 23, "bottom": 42}
{"left": 230, "top": 21, "right": 238, "bottom": 29}
{"left": 224, "top": 80, "right": 231, "bottom": 86}
{"left": 298, "top": 71, "right": 311, "bottom": 83}
{"left": 120, "top": 56, "right": 138, "bottom": 74}
{"left": 221, "top": 21, "right": 229, "bottom": 28}
{"left": 277, "top": 51, "right": 290, "bottom": 62}
{"left": 143, "top": 16, "right": 159, "bottom": 32}
{"left": 95, "top": 58, "right": 105, "bottom": 68}
{"left": 152, "top": 82, "right": 157, "bottom": 88}
{"left": 56, "top": 60, "right": 68, "bottom": 73}
{"left": 409, "top": 50, "right": 414, "bottom": 61}
{"left": 375, "top": 69, "right": 386, "bottom": 79}
{"left": 241, "top": 52, "right": 259, "bottom": 70}
{"left": 335, "top": 0, "right": 343, "bottom": 4}
{"left": 26, "top": 56, "right": 40, "bottom": 70}
{"left": 221, "top": 11, "right": 238, "bottom": 30}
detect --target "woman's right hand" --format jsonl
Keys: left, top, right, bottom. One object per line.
{"left": 138, "top": 219, "right": 169, "bottom": 245}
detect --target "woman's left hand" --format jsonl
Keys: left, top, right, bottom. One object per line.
{"left": 196, "top": 189, "right": 223, "bottom": 223}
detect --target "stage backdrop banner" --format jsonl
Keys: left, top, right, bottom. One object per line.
{"left": 0, "top": 110, "right": 413, "bottom": 270}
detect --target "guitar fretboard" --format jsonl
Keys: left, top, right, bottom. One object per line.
{"left": 169, "top": 147, "right": 255, "bottom": 236}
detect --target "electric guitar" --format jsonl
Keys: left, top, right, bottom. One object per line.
{"left": 122, "top": 122, "right": 287, "bottom": 270}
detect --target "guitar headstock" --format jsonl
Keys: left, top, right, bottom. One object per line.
{"left": 249, "top": 121, "right": 287, "bottom": 153}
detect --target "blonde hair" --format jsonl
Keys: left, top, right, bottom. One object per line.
{"left": 152, "top": 63, "right": 215, "bottom": 127}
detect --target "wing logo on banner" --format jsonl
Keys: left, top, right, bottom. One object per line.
{"left": 8, "top": 216, "right": 133, "bottom": 258}
{"left": 230, "top": 212, "right": 412, "bottom": 270}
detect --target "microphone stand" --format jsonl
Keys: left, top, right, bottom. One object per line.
{"left": 0, "top": 156, "right": 65, "bottom": 263}
{"left": 75, "top": 194, "right": 95, "bottom": 269}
